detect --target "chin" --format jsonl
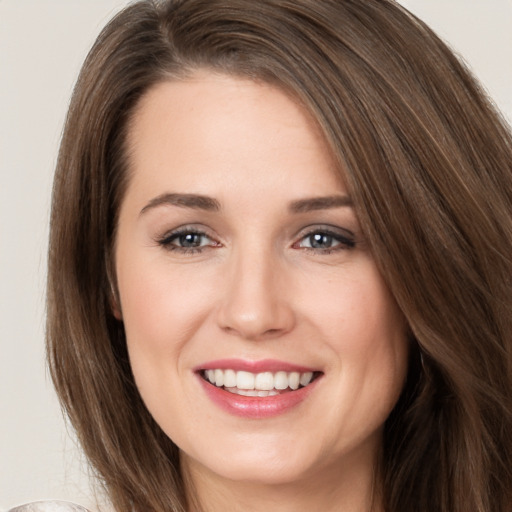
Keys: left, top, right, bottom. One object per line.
{"left": 180, "top": 429, "right": 344, "bottom": 488}
{"left": 190, "top": 453, "right": 318, "bottom": 486}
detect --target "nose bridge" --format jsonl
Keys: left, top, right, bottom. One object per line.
{"left": 217, "top": 240, "right": 294, "bottom": 340}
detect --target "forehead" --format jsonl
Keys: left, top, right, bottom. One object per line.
{"left": 124, "top": 72, "right": 344, "bottom": 204}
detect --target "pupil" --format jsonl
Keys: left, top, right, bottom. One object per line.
{"left": 311, "top": 233, "right": 332, "bottom": 248}
{"left": 179, "top": 233, "right": 201, "bottom": 247}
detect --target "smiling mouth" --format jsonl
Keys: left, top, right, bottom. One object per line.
{"left": 201, "top": 369, "right": 321, "bottom": 397}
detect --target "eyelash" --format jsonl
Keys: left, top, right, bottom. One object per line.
{"left": 294, "top": 228, "right": 355, "bottom": 253}
{"left": 157, "top": 227, "right": 218, "bottom": 254}
{"left": 157, "top": 226, "right": 356, "bottom": 254}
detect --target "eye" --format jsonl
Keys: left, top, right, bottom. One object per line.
{"left": 173, "top": 232, "right": 210, "bottom": 248}
{"left": 157, "top": 228, "right": 219, "bottom": 253}
{"left": 295, "top": 228, "right": 355, "bottom": 252}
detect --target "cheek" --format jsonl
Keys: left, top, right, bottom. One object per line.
{"left": 335, "top": 273, "right": 408, "bottom": 385}
{"left": 116, "top": 258, "right": 228, "bottom": 404}
{"left": 119, "top": 261, "right": 213, "bottom": 347}
{"left": 299, "top": 260, "right": 406, "bottom": 354}
{"left": 303, "top": 262, "right": 409, "bottom": 414}
{"left": 116, "top": 261, "right": 217, "bottom": 416}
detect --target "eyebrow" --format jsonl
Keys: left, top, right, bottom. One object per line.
{"left": 140, "top": 192, "right": 352, "bottom": 215}
{"left": 140, "top": 193, "right": 221, "bottom": 215}
{"left": 288, "top": 195, "right": 353, "bottom": 213}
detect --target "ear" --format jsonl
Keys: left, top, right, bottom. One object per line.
{"left": 106, "top": 255, "right": 122, "bottom": 320}
{"left": 110, "top": 292, "right": 123, "bottom": 320}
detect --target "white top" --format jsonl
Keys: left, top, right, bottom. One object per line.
{"left": 7, "top": 502, "right": 90, "bottom": 512}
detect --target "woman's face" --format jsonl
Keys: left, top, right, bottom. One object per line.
{"left": 115, "top": 72, "right": 408, "bottom": 486}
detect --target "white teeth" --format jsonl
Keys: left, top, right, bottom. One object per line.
{"left": 237, "top": 389, "right": 257, "bottom": 396}
{"left": 225, "top": 387, "right": 280, "bottom": 397}
{"left": 274, "top": 371, "right": 288, "bottom": 390}
{"left": 214, "top": 369, "right": 224, "bottom": 387}
{"left": 300, "top": 372, "right": 314, "bottom": 387}
{"left": 223, "top": 369, "right": 237, "bottom": 388}
{"left": 289, "top": 372, "right": 300, "bottom": 390}
{"left": 255, "top": 372, "right": 274, "bottom": 390}
{"left": 258, "top": 390, "right": 279, "bottom": 397}
{"left": 236, "top": 371, "right": 255, "bottom": 390}
{"left": 204, "top": 369, "right": 316, "bottom": 392}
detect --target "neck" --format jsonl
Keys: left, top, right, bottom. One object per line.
{"left": 182, "top": 446, "right": 382, "bottom": 512}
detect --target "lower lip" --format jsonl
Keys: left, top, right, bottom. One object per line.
{"left": 197, "top": 375, "right": 319, "bottom": 419}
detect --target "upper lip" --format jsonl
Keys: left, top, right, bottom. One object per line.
{"left": 195, "top": 358, "right": 319, "bottom": 374}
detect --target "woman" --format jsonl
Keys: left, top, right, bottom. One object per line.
{"left": 46, "top": 0, "right": 512, "bottom": 511}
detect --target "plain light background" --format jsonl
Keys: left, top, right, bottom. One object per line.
{"left": 1, "top": 1, "right": 511, "bottom": 510}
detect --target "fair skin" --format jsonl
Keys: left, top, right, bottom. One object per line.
{"left": 114, "top": 72, "right": 408, "bottom": 512}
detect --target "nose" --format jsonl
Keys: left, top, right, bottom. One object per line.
{"left": 216, "top": 246, "right": 295, "bottom": 341}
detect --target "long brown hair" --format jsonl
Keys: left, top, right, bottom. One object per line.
{"left": 47, "top": 1, "right": 512, "bottom": 510}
